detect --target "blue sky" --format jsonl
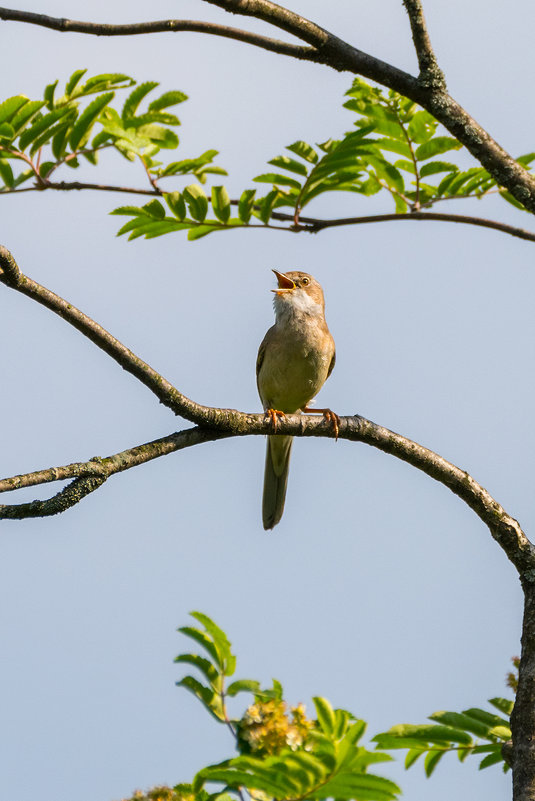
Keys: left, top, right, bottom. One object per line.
{"left": 1, "top": 2, "right": 533, "bottom": 800}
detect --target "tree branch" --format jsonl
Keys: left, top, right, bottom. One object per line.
{"left": 1, "top": 407, "right": 532, "bottom": 585}
{"left": 1, "top": 4, "right": 534, "bottom": 213}
{"left": 289, "top": 210, "right": 535, "bottom": 243}
{"left": 0, "top": 6, "right": 317, "bottom": 60}
{"left": 1, "top": 244, "right": 532, "bottom": 578}
{"left": 4, "top": 183, "right": 535, "bottom": 245}
{"left": 0, "top": 245, "right": 224, "bottom": 427}
{"left": 0, "top": 427, "right": 230, "bottom": 519}
{"left": 401, "top": 0, "right": 445, "bottom": 89}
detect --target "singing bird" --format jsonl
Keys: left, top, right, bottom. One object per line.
{"left": 256, "top": 270, "right": 337, "bottom": 530}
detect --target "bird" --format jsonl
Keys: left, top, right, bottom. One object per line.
{"left": 256, "top": 269, "right": 337, "bottom": 530}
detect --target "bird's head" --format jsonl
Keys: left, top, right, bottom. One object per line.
{"left": 271, "top": 269, "right": 325, "bottom": 319}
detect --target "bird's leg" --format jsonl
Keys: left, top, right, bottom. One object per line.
{"left": 302, "top": 407, "right": 340, "bottom": 440}
{"left": 264, "top": 408, "right": 287, "bottom": 431}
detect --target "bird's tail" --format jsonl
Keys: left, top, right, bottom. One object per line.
{"left": 262, "top": 435, "right": 293, "bottom": 530}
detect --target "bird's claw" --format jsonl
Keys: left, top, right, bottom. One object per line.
{"left": 322, "top": 409, "right": 340, "bottom": 441}
{"left": 264, "top": 408, "right": 286, "bottom": 431}
{"left": 302, "top": 406, "right": 340, "bottom": 440}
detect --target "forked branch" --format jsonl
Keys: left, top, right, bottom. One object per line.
{"left": 1, "top": 245, "right": 533, "bottom": 586}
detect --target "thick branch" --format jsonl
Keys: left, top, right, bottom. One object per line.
{"left": 402, "top": 0, "right": 445, "bottom": 89}
{"left": 1, "top": 411, "right": 533, "bottom": 583}
{"left": 1, "top": 4, "right": 534, "bottom": 211}
{"left": 0, "top": 7, "right": 317, "bottom": 60}
{"left": 0, "top": 245, "right": 228, "bottom": 427}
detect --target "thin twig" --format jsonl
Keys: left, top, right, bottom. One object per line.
{"left": 0, "top": 7, "right": 318, "bottom": 60}
{"left": 1, "top": 181, "right": 534, "bottom": 243}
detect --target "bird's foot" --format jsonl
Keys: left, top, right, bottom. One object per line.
{"left": 264, "top": 408, "right": 287, "bottom": 431}
{"left": 302, "top": 406, "right": 340, "bottom": 440}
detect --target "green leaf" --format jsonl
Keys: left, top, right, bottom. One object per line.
{"left": 0, "top": 123, "right": 14, "bottom": 140}
{"left": 187, "top": 223, "right": 222, "bottom": 241}
{"left": 190, "top": 612, "right": 236, "bottom": 675}
{"left": 122, "top": 81, "right": 159, "bottom": 122}
{"left": 183, "top": 184, "right": 209, "bottom": 222}
{"left": 500, "top": 190, "right": 527, "bottom": 210}
{"left": 419, "top": 161, "right": 458, "bottom": 178}
{"left": 10, "top": 100, "right": 46, "bottom": 136}
{"left": 39, "top": 160, "right": 55, "bottom": 178}
{"left": 19, "top": 108, "right": 71, "bottom": 151}
{"left": 429, "top": 710, "right": 493, "bottom": 738}
{"left": 30, "top": 114, "right": 75, "bottom": 156}
{"left": 136, "top": 124, "right": 179, "bottom": 149}
{"left": 81, "top": 73, "right": 133, "bottom": 95}
{"left": 313, "top": 697, "right": 336, "bottom": 735}
{"left": 424, "top": 749, "right": 445, "bottom": 777}
{"left": 65, "top": 69, "right": 87, "bottom": 97}
{"left": 0, "top": 159, "right": 14, "bottom": 187}
{"left": 488, "top": 725, "right": 512, "bottom": 740}
{"left": 0, "top": 96, "right": 30, "bottom": 125}
{"left": 463, "top": 706, "right": 511, "bottom": 728}
{"left": 256, "top": 189, "right": 279, "bottom": 224}
{"left": 52, "top": 126, "right": 71, "bottom": 160}
{"left": 226, "top": 679, "right": 261, "bottom": 697}
{"left": 176, "top": 675, "right": 224, "bottom": 721}
{"left": 148, "top": 90, "right": 188, "bottom": 111}
{"left": 415, "top": 136, "right": 462, "bottom": 161}
{"left": 178, "top": 621, "right": 223, "bottom": 667}
{"left": 238, "top": 189, "right": 256, "bottom": 223}
{"left": 405, "top": 748, "right": 424, "bottom": 769}
{"left": 174, "top": 653, "right": 219, "bottom": 684}
{"left": 268, "top": 155, "right": 309, "bottom": 176}
{"left": 141, "top": 199, "right": 166, "bottom": 219}
{"left": 479, "top": 750, "right": 505, "bottom": 770}
{"left": 488, "top": 697, "right": 514, "bottom": 717}
{"left": 372, "top": 137, "right": 412, "bottom": 159}
{"left": 44, "top": 80, "right": 58, "bottom": 110}
{"left": 253, "top": 172, "right": 301, "bottom": 189}
{"left": 165, "top": 191, "right": 187, "bottom": 220}
{"left": 69, "top": 92, "right": 114, "bottom": 151}
{"left": 407, "top": 110, "right": 438, "bottom": 144}
{"left": 287, "top": 140, "right": 318, "bottom": 163}
{"left": 394, "top": 159, "right": 417, "bottom": 175}
{"left": 211, "top": 185, "right": 231, "bottom": 223}
{"left": 157, "top": 149, "right": 219, "bottom": 177}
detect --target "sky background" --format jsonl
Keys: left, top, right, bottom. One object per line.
{"left": 1, "top": 2, "right": 534, "bottom": 800}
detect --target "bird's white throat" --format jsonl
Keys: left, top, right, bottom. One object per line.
{"left": 273, "top": 289, "right": 323, "bottom": 323}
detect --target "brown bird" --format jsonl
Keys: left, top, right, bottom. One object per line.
{"left": 256, "top": 270, "right": 337, "bottom": 530}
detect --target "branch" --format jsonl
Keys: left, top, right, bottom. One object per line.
{"left": 0, "top": 245, "right": 225, "bottom": 427}
{"left": 4, "top": 182, "right": 535, "bottom": 245}
{"left": 1, "top": 408, "right": 533, "bottom": 584}
{"left": 0, "top": 427, "right": 230, "bottom": 519}
{"left": 1, "top": 243, "right": 532, "bottom": 576}
{"left": 288, "top": 210, "right": 535, "bottom": 243}
{"left": 402, "top": 0, "right": 445, "bottom": 89}
{"left": 0, "top": 6, "right": 317, "bottom": 60}
{"left": 1, "top": 4, "right": 534, "bottom": 212}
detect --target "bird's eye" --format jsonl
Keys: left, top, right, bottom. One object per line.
{"left": 302, "top": 277, "right": 310, "bottom": 286}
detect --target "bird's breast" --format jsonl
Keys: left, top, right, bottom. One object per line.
{"left": 257, "top": 320, "right": 334, "bottom": 413}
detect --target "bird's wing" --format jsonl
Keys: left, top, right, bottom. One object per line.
{"left": 256, "top": 338, "right": 266, "bottom": 381}
{"left": 327, "top": 349, "right": 336, "bottom": 379}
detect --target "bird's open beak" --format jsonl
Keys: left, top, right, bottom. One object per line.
{"left": 272, "top": 269, "right": 295, "bottom": 295}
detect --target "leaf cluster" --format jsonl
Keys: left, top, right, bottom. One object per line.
{"left": 113, "top": 77, "right": 535, "bottom": 242}
{"left": 0, "top": 69, "right": 224, "bottom": 191}
{"left": 174, "top": 612, "right": 400, "bottom": 801}
{"left": 373, "top": 697, "right": 513, "bottom": 776}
